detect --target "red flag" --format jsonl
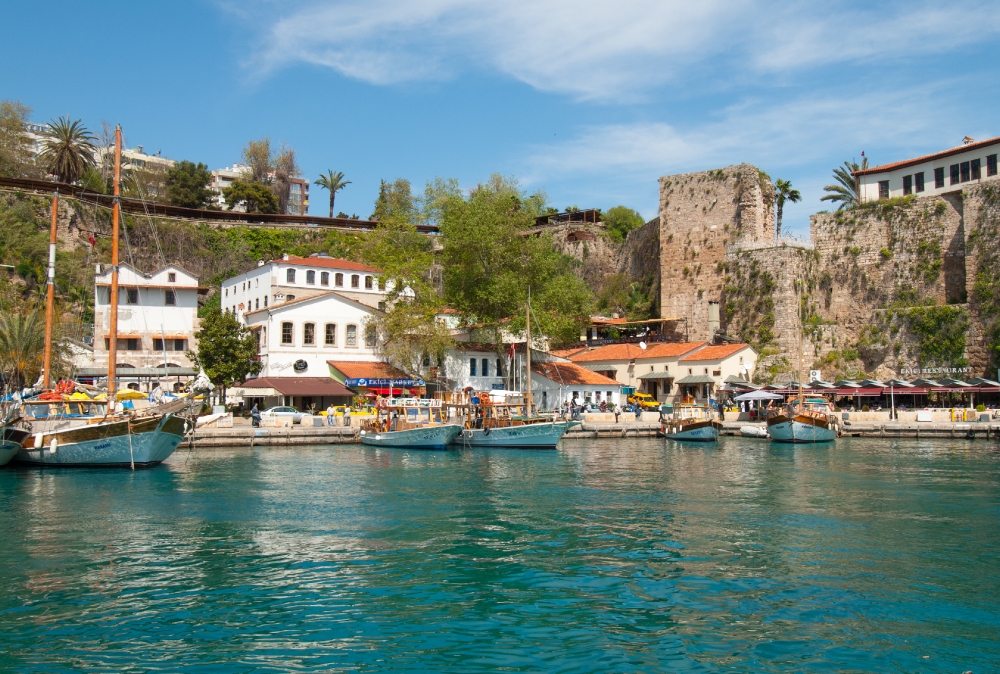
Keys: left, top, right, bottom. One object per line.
{"left": 508, "top": 343, "right": 515, "bottom": 360}
{"left": 88, "top": 234, "right": 96, "bottom": 247}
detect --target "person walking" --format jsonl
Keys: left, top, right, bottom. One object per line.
{"left": 614, "top": 403, "right": 621, "bottom": 423}
{"left": 327, "top": 403, "right": 336, "bottom": 426}
{"left": 342, "top": 407, "right": 352, "bottom": 427}
{"left": 251, "top": 403, "right": 261, "bottom": 428}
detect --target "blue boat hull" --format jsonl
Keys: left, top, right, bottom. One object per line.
{"left": 360, "top": 424, "right": 462, "bottom": 450}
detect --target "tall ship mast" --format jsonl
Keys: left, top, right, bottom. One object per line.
{"left": 13, "top": 126, "right": 192, "bottom": 468}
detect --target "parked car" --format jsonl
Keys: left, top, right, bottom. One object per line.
{"left": 260, "top": 406, "right": 306, "bottom": 424}
{"left": 627, "top": 392, "right": 660, "bottom": 410}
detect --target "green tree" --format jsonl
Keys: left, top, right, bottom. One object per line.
{"left": 361, "top": 189, "right": 451, "bottom": 376}
{"left": 0, "top": 100, "right": 37, "bottom": 178}
{"left": 439, "top": 176, "right": 593, "bottom": 347}
{"left": 167, "top": 160, "right": 214, "bottom": 208}
{"left": 314, "top": 170, "right": 351, "bottom": 218}
{"left": 0, "top": 309, "right": 45, "bottom": 388}
{"left": 821, "top": 158, "right": 868, "bottom": 210}
{"left": 371, "top": 178, "right": 419, "bottom": 222}
{"left": 189, "top": 307, "right": 262, "bottom": 400}
{"left": 242, "top": 137, "right": 274, "bottom": 185}
{"left": 603, "top": 205, "right": 645, "bottom": 243}
{"left": 39, "top": 116, "right": 96, "bottom": 184}
{"left": 774, "top": 178, "right": 801, "bottom": 237}
{"left": 421, "top": 177, "right": 461, "bottom": 224}
{"left": 222, "top": 179, "right": 279, "bottom": 214}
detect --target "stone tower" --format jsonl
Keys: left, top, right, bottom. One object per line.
{"left": 658, "top": 164, "right": 775, "bottom": 341}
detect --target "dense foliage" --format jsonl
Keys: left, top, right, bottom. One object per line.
{"left": 222, "top": 180, "right": 279, "bottom": 214}
{"left": 602, "top": 205, "right": 645, "bottom": 243}
{"left": 167, "top": 160, "right": 214, "bottom": 208}
{"left": 189, "top": 306, "right": 262, "bottom": 395}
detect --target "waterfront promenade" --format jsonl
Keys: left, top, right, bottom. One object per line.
{"left": 189, "top": 417, "right": 1000, "bottom": 447}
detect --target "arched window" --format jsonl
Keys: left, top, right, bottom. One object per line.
{"left": 320, "top": 272, "right": 329, "bottom": 286}
{"left": 286, "top": 269, "right": 296, "bottom": 283}
{"left": 325, "top": 324, "right": 337, "bottom": 346}
{"left": 365, "top": 326, "right": 376, "bottom": 347}
{"left": 303, "top": 322, "right": 315, "bottom": 345}
{"left": 306, "top": 270, "right": 316, "bottom": 285}
{"left": 346, "top": 324, "right": 357, "bottom": 347}
{"left": 470, "top": 359, "right": 477, "bottom": 377}
{"left": 335, "top": 273, "right": 343, "bottom": 287}
{"left": 364, "top": 276, "right": 373, "bottom": 289}
{"left": 351, "top": 274, "right": 360, "bottom": 288}
{"left": 281, "top": 322, "right": 293, "bottom": 345}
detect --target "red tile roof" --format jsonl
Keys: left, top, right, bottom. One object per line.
{"left": 531, "top": 361, "right": 619, "bottom": 386}
{"left": 281, "top": 255, "right": 379, "bottom": 272}
{"left": 570, "top": 341, "right": 705, "bottom": 362}
{"left": 854, "top": 136, "right": 1000, "bottom": 176}
{"left": 327, "top": 361, "right": 407, "bottom": 379}
{"left": 679, "top": 343, "right": 752, "bottom": 361}
{"left": 550, "top": 346, "right": 589, "bottom": 358}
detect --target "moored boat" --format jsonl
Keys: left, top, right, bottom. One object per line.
{"left": 361, "top": 398, "right": 462, "bottom": 450}
{"left": 767, "top": 398, "right": 839, "bottom": 443}
{"left": 662, "top": 403, "right": 722, "bottom": 442}
{"left": 739, "top": 425, "right": 768, "bottom": 438}
{"left": 449, "top": 390, "right": 570, "bottom": 449}
{"left": 1, "top": 425, "right": 30, "bottom": 466}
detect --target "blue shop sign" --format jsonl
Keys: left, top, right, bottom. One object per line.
{"left": 345, "top": 377, "right": 425, "bottom": 387}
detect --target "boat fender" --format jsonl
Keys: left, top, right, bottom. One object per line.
{"left": 34, "top": 433, "right": 44, "bottom": 449}
{"left": 483, "top": 426, "right": 490, "bottom": 436}
{"left": 359, "top": 430, "right": 366, "bottom": 436}
{"left": 49, "top": 438, "right": 58, "bottom": 454}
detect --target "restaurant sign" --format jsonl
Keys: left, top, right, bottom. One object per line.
{"left": 898, "top": 367, "right": 971, "bottom": 375}
{"left": 345, "top": 377, "right": 425, "bottom": 387}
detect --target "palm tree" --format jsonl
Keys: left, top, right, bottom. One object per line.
{"left": 821, "top": 157, "right": 868, "bottom": 210}
{"left": 314, "top": 170, "right": 351, "bottom": 218}
{"left": 774, "top": 179, "right": 801, "bottom": 238}
{"left": 0, "top": 310, "right": 45, "bottom": 388}
{"left": 39, "top": 116, "right": 96, "bottom": 184}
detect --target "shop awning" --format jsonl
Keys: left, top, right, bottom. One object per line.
{"left": 76, "top": 366, "right": 197, "bottom": 377}
{"left": 235, "top": 377, "right": 354, "bottom": 397}
{"left": 675, "top": 375, "right": 716, "bottom": 385}
{"left": 638, "top": 371, "right": 675, "bottom": 380}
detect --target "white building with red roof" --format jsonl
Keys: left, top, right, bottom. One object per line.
{"left": 529, "top": 360, "right": 622, "bottom": 410}
{"left": 221, "top": 253, "right": 386, "bottom": 322}
{"left": 568, "top": 341, "right": 707, "bottom": 402}
{"left": 675, "top": 343, "right": 756, "bottom": 403}
{"left": 856, "top": 136, "right": 1000, "bottom": 202}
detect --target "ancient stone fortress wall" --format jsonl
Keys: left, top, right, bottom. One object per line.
{"left": 658, "top": 164, "right": 776, "bottom": 341}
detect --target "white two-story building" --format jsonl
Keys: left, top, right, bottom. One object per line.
{"left": 222, "top": 253, "right": 386, "bottom": 317}
{"left": 856, "top": 135, "right": 1000, "bottom": 202}
{"left": 91, "top": 263, "right": 204, "bottom": 388}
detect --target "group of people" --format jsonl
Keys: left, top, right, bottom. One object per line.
{"left": 558, "top": 399, "right": 643, "bottom": 423}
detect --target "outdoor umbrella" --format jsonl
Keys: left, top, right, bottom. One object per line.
{"left": 733, "top": 390, "right": 784, "bottom": 401}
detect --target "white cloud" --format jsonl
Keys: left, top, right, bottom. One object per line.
{"left": 249, "top": 0, "right": 1000, "bottom": 99}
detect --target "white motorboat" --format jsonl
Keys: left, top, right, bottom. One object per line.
{"left": 739, "top": 425, "right": 768, "bottom": 438}
{"left": 1, "top": 425, "right": 30, "bottom": 466}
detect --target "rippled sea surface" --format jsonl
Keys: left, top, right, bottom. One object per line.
{"left": 1, "top": 437, "right": 999, "bottom": 672}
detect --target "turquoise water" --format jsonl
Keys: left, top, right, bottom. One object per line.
{"left": 1, "top": 437, "right": 998, "bottom": 672}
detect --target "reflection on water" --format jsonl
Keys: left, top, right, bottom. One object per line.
{"left": 1, "top": 437, "right": 998, "bottom": 672}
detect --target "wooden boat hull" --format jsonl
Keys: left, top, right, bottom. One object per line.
{"left": 767, "top": 415, "right": 837, "bottom": 443}
{"left": 360, "top": 424, "right": 462, "bottom": 450}
{"left": 0, "top": 427, "right": 30, "bottom": 466}
{"left": 456, "top": 421, "right": 569, "bottom": 449}
{"left": 663, "top": 419, "right": 721, "bottom": 442}
{"left": 14, "top": 414, "right": 187, "bottom": 467}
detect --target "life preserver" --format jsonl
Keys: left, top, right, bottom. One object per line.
{"left": 483, "top": 425, "right": 490, "bottom": 436}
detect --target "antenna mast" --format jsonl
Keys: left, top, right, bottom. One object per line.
{"left": 107, "top": 126, "right": 122, "bottom": 397}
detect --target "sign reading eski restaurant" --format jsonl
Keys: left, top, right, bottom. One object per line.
{"left": 345, "top": 378, "right": 426, "bottom": 388}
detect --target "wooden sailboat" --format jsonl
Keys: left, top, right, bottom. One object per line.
{"left": 14, "top": 126, "right": 190, "bottom": 468}
{"left": 661, "top": 402, "right": 723, "bottom": 442}
{"left": 766, "top": 305, "right": 839, "bottom": 443}
{"left": 360, "top": 397, "right": 462, "bottom": 450}
{"left": 453, "top": 298, "right": 569, "bottom": 448}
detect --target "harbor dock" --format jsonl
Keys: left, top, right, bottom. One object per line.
{"left": 188, "top": 418, "right": 1000, "bottom": 447}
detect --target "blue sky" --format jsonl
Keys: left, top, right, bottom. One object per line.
{"left": 3, "top": 1, "right": 1000, "bottom": 235}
